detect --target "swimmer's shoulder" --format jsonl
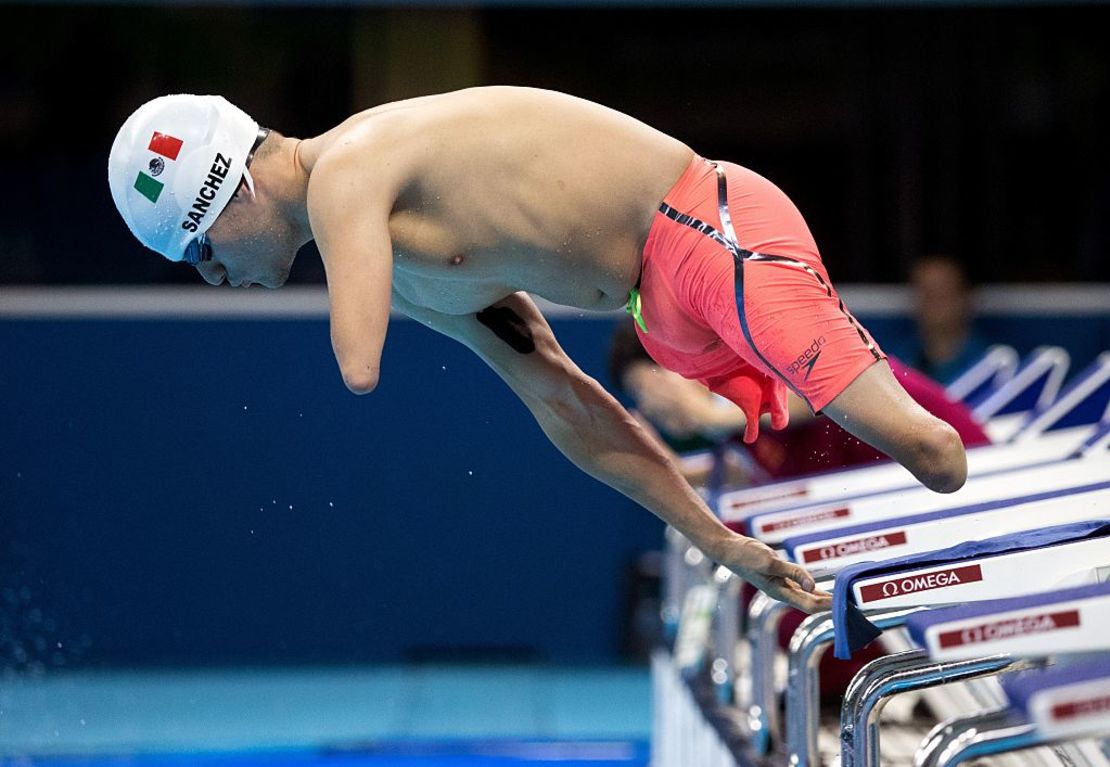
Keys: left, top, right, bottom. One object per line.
{"left": 302, "top": 110, "right": 412, "bottom": 174}
{"left": 303, "top": 117, "right": 420, "bottom": 216}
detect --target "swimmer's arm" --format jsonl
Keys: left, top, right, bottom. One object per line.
{"left": 309, "top": 159, "right": 398, "bottom": 395}
{"left": 393, "top": 290, "right": 831, "bottom": 613}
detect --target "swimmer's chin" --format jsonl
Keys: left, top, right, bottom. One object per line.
{"left": 243, "top": 273, "right": 290, "bottom": 289}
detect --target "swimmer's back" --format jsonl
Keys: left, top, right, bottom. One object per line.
{"left": 300, "top": 87, "right": 694, "bottom": 307}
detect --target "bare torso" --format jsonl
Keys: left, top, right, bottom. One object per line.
{"left": 299, "top": 86, "right": 694, "bottom": 315}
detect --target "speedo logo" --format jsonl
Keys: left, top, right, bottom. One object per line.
{"left": 181, "top": 153, "right": 233, "bottom": 233}
{"left": 786, "top": 337, "right": 827, "bottom": 381}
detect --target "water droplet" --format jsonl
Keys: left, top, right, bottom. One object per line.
{"left": 288, "top": 504, "right": 293, "bottom": 510}
{"left": 468, "top": 470, "right": 473, "bottom": 476}
{"left": 328, "top": 501, "right": 334, "bottom": 508}
{"left": 243, "top": 406, "right": 248, "bottom": 411}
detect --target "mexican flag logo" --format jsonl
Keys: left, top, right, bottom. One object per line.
{"left": 133, "top": 132, "right": 184, "bottom": 204}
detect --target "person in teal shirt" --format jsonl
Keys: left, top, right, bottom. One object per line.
{"left": 889, "top": 254, "right": 990, "bottom": 386}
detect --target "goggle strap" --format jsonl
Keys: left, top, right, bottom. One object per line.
{"left": 242, "top": 166, "right": 257, "bottom": 201}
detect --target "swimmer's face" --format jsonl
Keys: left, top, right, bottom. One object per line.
{"left": 193, "top": 183, "right": 299, "bottom": 289}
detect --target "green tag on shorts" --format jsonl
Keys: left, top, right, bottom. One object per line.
{"left": 626, "top": 288, "right": 648, "bottom": 333}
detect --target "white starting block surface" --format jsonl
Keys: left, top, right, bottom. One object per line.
{"left": 906, "top": 582, "right": 1110, "bottom": 661}
{"left": 1013, "top": 351, "right": 1110, "bottom": 443}
{"left": 717, "top": 427, "right": 1089, "bottom": 524}
{"left": 748, "top": 453, "right": 1110, "bottom": 545}
{"left": 944, "top": 344, "right": 1019, "bottom": 403}
{"left": 1083, "top": 421, "right": 1110, "bottom": 454}
{"left": 1005, "top": 659, "right": 1110, "bottom": 742}
{"left": 971, "top": 346, "right": 1070, "bottom": 432}
{"left": 717, "top": 351, "right": 1110, "bottom": 526}
{"left": 783, "top": 482, "right": 1110, "bottom": 571}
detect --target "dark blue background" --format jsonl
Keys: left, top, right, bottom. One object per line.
{"left": 0, "top": 316, "right": 660, "bottom": 666}
{"left": 1, "top": 312, "right": 1107, "bottom": 666}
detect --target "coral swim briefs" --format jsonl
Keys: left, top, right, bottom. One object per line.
{"left": 633, "top": 156, "right": 884, "bottom": 443}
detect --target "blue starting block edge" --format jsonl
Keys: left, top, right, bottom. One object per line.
{"left": 905, "top": 581, "right": 1110, "bottom": 649}
{"left": 781, "top": 480, "right": 1110, "bottom": 561}
{"left": 830, "top": 520, "right": 1110, "bottom": 660}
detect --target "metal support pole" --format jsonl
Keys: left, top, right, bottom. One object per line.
{"left": 744, "top": 576, "right": 835, "bottom": 754}
{"left": 840, "top": 651, "right": 1039, "bottom": 767}
{"left": 913, "top": 707, "right": 1012, "bottom": 767}
{"left": 662, "top": 526, "right": 688, "bottom": 642}
{"left": 711, "top": 567, "right": 741, "bottom": 705}
{"left": 745, "top": 592, "right": 786, "bottom": 754}
{"left": 925, "top": 719, "right": 1042, "bottom": 767}
{"left": 784, "top": 606, "right": 925, "bottom": 767}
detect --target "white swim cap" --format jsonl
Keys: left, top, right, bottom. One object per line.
{"left": 108, "top": 94, "right": 260, "bottom": 261}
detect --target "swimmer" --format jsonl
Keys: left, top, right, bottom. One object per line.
{"left": 108, "top": 87, "right": 968, "bottom": 613}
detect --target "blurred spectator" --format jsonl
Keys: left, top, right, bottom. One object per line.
{"left": 889, "top": 254, "right": 991, "bottom": 385}
{"left": 608, "top": 320, "right": 990, "bottom": 484}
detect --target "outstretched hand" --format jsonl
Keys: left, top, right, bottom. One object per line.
{"left": 713, "top": 534, "right": 833, "bottom": 613}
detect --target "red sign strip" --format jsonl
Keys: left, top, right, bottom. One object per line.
{"left": 936, "top": 609, "right": 1080, "bottom": 648}
{"left": 801, "top": 531, "right": 908, "bottom": 563}
{"left": 759, "top": 507, "right": 850, "bottom": 535}
{"left": 1052, "top": 694, "right": 1110, "bottom": 722}
{"left": 859, "top": 564, "right": 983, "bottom": 603}
{"left": 726, "top": 486, "right": 807, "bottom": 511}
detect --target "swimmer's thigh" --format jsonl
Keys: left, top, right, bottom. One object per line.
{"left": 737, "top": 264, "right": 954, "bottom": 468}
{"left": 822, "top": 361, "right": 967, "bottom": 492}
{"left": 823, "top": 359, "right": 937, "bottom": 448}
{"left": 707, "top": 259, "right": 881, "bottom": 413}
{"left": 706, "top": 256, "right": 967, "bottom": 491}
